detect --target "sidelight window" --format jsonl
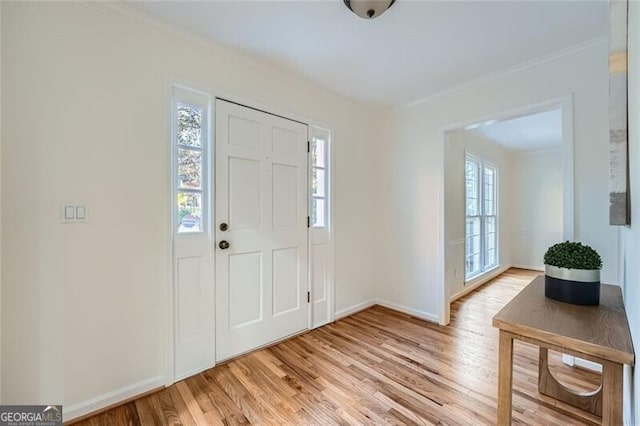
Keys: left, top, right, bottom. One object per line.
{"left": 173, "top": 89, "right": 210, "bottom": 234}
{"left": 311, "top": 136, "right": 328, "bottom": 227}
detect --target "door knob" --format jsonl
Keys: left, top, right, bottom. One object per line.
{"left": 218, "top": 240, "right": 230, "bottom": 250}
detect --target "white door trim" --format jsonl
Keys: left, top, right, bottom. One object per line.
{"left": 308, "top": 125, "right": 335, "bottom": 329}
{"left": 165, "top": 77, "right": 335, "bottom": 385}
{"left": 170, "top": 86, "right": 215, "bottom": 382}
{"left": 437, "top": 94, "right": 575, "bottom": 325}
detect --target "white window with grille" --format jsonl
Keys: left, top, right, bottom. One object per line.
{"left": 465, "top": 154, "right": 498, "bottom": 281}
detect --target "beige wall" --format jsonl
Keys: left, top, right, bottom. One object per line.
{"left": 375, "top": 41, "right": 615, "bottom": 321}
{"left": 620, "top": 0, "right": 639, "bottom": 423}
{"left": 444, "top": 130, "right": 513, "bottom": 299}
{"left": 1, "top": 1, "right": 378, "bottom": 413}
{"left": 444, "top": 132, "right": 565, "bottom": 300}
{"left": 510, "top": 149, "right": 563, "bottom": 270}
{"left": 2, "top": 0, "right": 631, "bottom": 421}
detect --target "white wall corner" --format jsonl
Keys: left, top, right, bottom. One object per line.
{"left": 449, "top": 265, "right": 512, "bottom": 303}
{"left": 374, "top": 299, "right": 440, "bottom": 324}
{"left": 334, "top": 299, "right": 376, "bottom": 320}
{"left": 510, "top": 265, "right": 545, "bottom": 272}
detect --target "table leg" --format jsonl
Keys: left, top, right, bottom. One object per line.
{"left": 538, "top": 347, "right": 602, "bottom": 416}
{"left": 498, "top": 330, "right": 514, "bottom": 425}
{"left": 602, "top": 361, "right": 623, "bottom": 425}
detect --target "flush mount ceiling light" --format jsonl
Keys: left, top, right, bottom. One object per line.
{"left": 343, "top": 0, "right": 396, "bottom": 19}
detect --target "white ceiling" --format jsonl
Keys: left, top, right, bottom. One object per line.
{"left": 130, "top": 1, "right": 608, "bottom": 108}
{"left": 472, "top": 108, "right": 562, "bottom": 152}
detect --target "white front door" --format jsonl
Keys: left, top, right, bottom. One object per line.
{"left": 215, "top": 100, "right": 309, "bottom": 362}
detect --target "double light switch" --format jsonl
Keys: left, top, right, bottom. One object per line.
{"left": 61, "top": 204, "right": 88, "bottom": 223}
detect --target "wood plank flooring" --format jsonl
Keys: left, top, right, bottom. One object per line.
{"left": 73, "top": 269, "right": 603, "bottom": 425}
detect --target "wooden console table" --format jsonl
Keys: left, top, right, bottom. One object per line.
{"left": 492, "top": 276, "right": 634, "bottom": 425}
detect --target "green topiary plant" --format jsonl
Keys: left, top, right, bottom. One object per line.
{"left": 543, "top": 241, "right": 603, "bottom": 270}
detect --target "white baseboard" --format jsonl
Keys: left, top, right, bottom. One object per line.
{"left": 335, "top": 298, "right": 439, "bottom": 324}
{"left": 63, "top": 375, "right": 165, "bottom": 422}
{"left": 375, "top": 299, "right": 440, "bottom": 324}
{"left": 511, "top": 264, "right": 544, "bottom": 272}
{"left": 561, "top": 354, "right": 602, "bottom": 372}
{"left": 449, "top": 265, "right": 511, "bottom": 303}
{"left": 334, "top": 299, "right": 376, "bottom": 320}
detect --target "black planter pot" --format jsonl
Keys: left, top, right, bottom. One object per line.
{"left": 544, "top": 265, "right": 600, "bottom": 306}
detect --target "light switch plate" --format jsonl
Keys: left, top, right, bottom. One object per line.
{"left": 61, "top": 204, "right": 88, "bottom": 223}
{"left": 76, "top": 206, "right": 87, "bottom": 221}
{"left": 62, "top": 205, "right": 75, "bottom": 223}
{"left": 65, "top": 206, "right": 75, "bottom": 220}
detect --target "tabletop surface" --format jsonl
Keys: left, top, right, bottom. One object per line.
{"left": 492, "top": 275, "right": 635, "bottom": 365}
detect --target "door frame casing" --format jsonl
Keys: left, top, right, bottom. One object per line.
{"left": 170, "top": 85, "right": 215, "bottom": 382}
{"left": 308, "top": 125, "right": 334, "bottom": 329}
{"left": 437, "top": 94, "right": 575, "bottom": 325}
{"left": 165, "top": 76, "right": 335, "bottom": 385}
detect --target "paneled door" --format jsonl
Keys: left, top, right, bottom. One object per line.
{"left": 215, "top": 100, "right": 309, "bottom": 362}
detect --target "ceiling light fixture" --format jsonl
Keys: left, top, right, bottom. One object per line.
{"left": 343, "top": 0, "right": 396, "bottom": 19}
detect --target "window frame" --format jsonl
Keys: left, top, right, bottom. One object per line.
{"left": 310, "top": 135, "right": 328, "bottom": 228}
{"left": 172, "top": 87, "right": 211, "bottom": 235}
{"left": 482, "top": 164, "right": 498, "bottom": 270}
{"left": 464, "top": 153, "right": 498, "bottom": 281}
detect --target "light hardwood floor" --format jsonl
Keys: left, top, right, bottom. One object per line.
{"left": 73, "top": 269, "right": 602, "bottom": 425}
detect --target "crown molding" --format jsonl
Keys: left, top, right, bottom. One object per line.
{"left": 75, "top": 1, "right": 374, "bottom": 112}
{"left": 76, "top": 1, "right": 606, "bottom": 113}
{"left": 395, "top": 37, "right": 608, "bottom": 112}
